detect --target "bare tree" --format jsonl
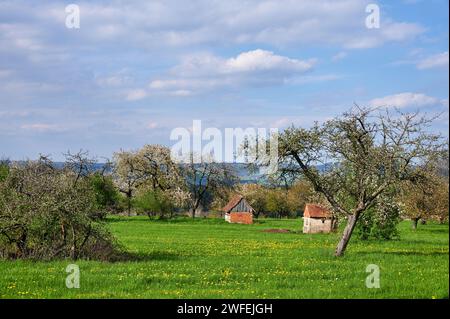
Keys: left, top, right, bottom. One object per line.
{"left": 64, "top": 150, "right": 97, "bottom": 184}
{"left": 0, "top": 155, "right": 118, "bottom": 260}
{"left": 181, "top": 154, "right": 238, "bottom": 218}
{"left": 275, "top": 106, "right": 444, "bottom": 256}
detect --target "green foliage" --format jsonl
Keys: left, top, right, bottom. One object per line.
{"left": 0, "top": 158, "right": 120, "bottom": 261}
{"left": 265, "top": 189, "right": 294, "bottom": 218}
{"left": 240, "top": 180, "right": 314, "bottom": 218}
{"left": 89, "top": 173, "right": 120, "bottom": 212}
{"left": 133, "top": 190, "right": 174, "bottom": 219}
{"left": 0, "top": 162, "right": 9, "bottom": 182}
{"left": 356, "top": 199, "right": 401, "bottom": 240}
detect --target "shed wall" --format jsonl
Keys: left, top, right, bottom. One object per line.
{"left": 303, "top": 217, "right": 333, "bottom": 233}
{"left": 228, "top": 212, "right": 253, "bottom": 224}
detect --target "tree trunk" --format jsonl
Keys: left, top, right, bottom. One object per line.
{"left": 126, "top": 190, "right": 132, "bottom": 216}
{"left": 70, "top": 225, "right": 77, "bottom": 260}
{"left": 335, "top": 212, "right": 360, "bottom": 257}
{"left": 331, "top": 217, "right": 339, "bottom": 232}
{"left": 192, "top": 200, "right": 201, "bottom": 219}
{"left": 411, "top": 218, "right": 419, "bottom": 230}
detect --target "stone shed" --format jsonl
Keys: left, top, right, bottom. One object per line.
{"left": 222, "top": 195, "right": 254, "bottom": 224}
{"left": 302, "top": 204, "right": 336, "bottom": 234}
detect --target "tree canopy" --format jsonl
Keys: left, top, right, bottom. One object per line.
{"left": 275, "top": 106, "right": 445, "bottom": 256}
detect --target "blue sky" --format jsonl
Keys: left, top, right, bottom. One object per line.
{"left": 0, "top": 0, "right": 448, "bottom": 161}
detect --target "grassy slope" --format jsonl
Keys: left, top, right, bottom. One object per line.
{"left": 0, "top": 216, "right": 448, "bottom": 299}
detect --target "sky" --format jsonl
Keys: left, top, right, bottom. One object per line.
{"left": 0, "top": 0, "right": 448, "bottom": 161}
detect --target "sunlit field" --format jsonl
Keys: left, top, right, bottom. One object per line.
{"left": 0, "top": 217, "right": 448, "bottom": 299}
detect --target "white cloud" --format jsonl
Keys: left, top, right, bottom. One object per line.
{"left": 95, "top": 72, "right": 133, "bottom": 88}
{"left": 0, "top": 23, "right": 44, "bottom": 52}
{"left": 344, "top": 22, "right": 424, "bottom": 49}
{"left": 126, "top": 89, "right": 148, "bottom": 101}
{"left": 0, "top": 110, "right": 31, "bottom": 118}
{"left": 147, "top": 49, "right": 317, "bottom": 95}
{"left": 0, "top": 0, "right": 426, "bottom": 56}
{"left": 20, "top": 123, "right": 64, "bottom": 132}
{"left": 332, "top": 52, "right": 348, "bottom": 62}
{"left": 0, "top": 80, "right": 61, "bottom": 96}
{"left": 146, "top": 121, "right": 159, "bottom": 129}
{"left": 369, "top": 92, "right": 443, "bottom": 109}
{"left": 171, "top": 90, "right": 193, "bottom": 97}
{"left": 285, "top": 74, "right": 342, "bottom": 85}
{"left": 417, "top": 51, "right": 449, "bottom": 70}
{"left": 224, "top": 50, "right": 315, "bottom": 73}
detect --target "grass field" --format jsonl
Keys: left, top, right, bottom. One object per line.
{"left": 0, "top": 216, "right": 448, "bottom": 299}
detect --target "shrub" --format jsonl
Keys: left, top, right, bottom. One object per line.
{"left": 89, "top": 172, "right": 120, "bottom": 216}
{"left": 0, "top": 160, "right": 9, "bottom": 182}
{"left": 356, "top": 197, "right": 401, "bottom": 240}
{"left": 133, "top": 189, "right": 175, "bottom": 219}
{"left": 0, "top": 157, "right": 121, "bottom": 261}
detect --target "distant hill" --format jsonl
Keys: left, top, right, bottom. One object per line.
{"left": 5, "top": 161, "right": 357, "bottom": 184}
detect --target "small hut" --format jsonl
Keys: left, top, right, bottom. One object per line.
{"left": 302, "top": 204, "right": 335, "bottom": 233}
{"left": 222, "top": 195, "right": 254, "bottom": 224}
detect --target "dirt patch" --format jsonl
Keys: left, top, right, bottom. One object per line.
{"left": 262, "top": 228, "right": 292, "bottom": 233}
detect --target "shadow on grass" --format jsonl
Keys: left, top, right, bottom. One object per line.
{"left": 419, "top": 228, "right": 449, "bottom": 234}
{"left": 354, "top": 250, "right": 449, "bottom": 257}
{"left": 105, "top": 216, "right": 229, "bottom": 225}
{"left": 105, "top": 217, "right": 146, "bottom": 223}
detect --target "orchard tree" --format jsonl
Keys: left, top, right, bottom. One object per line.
{"left": 181, "top": 154, "right": 238, "bottom": 218}
{"left": 113, "top": 145, "right": 188, "bottom": 216}
{"left": 276, "top": 106, "right": 444, "bottom": 256}
{"left": 113, "top": 150, "right": 145, "bottom": 215}
{"left": 134, "top": 145, "right": 183, "bottom": 192}
{"left": 133, "top": 188, "right": 176, "bottom": 219}
{"left": 287, "top": 180, "right": 314, "bottom": 216}
{"left": 0, "top": 155, "right": 118, "bottom": 260}
{"left": 209, "top": 187, "right": 235, "bottom": 215}
{"left": 240, "top": 183, "right": 269, "bottom": 218}
{"left": 399, "top": 167, "right": 449, "bottom": 229}
{"left": 64, "top": 150, "right": 96, "bottom": 185}
{"left": 134, "top": 145, "right": 188, "bottom": 214}
{"left": 434, "top": 177, "right": 449, "bottom": 224}
{"left": 266, "top": 188, "right": 294, "bottom": 218}
{"left": 89, "top": 172, "right": 120, "bottom": 215}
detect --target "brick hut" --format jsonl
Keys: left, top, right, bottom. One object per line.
{"left": 302, "top": 204, "right": 335, "bottom": 234}
{"left": 222, "top": 195, "right": 254, "bottom": 224}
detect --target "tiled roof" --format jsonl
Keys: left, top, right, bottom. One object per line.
{"left": 303, "top": 204, "right": 332, "bottom": 218}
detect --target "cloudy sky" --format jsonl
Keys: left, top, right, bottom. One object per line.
{"left": 0, "top": 0, "right": 448, "bottom": 160}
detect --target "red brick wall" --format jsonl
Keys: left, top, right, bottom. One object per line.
{"left": 229, "top": 212, "right": 253, "bottom": 224}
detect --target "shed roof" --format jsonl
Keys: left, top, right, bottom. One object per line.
{"left": 303, "top": 204, "right": 332, "bottom": 218}
{"left": 222, "top": 195, "right": 253, "bottom": 213}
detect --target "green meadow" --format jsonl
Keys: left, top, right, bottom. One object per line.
{"left": 0, "top": 216, "right": 448, "bottom": 299}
